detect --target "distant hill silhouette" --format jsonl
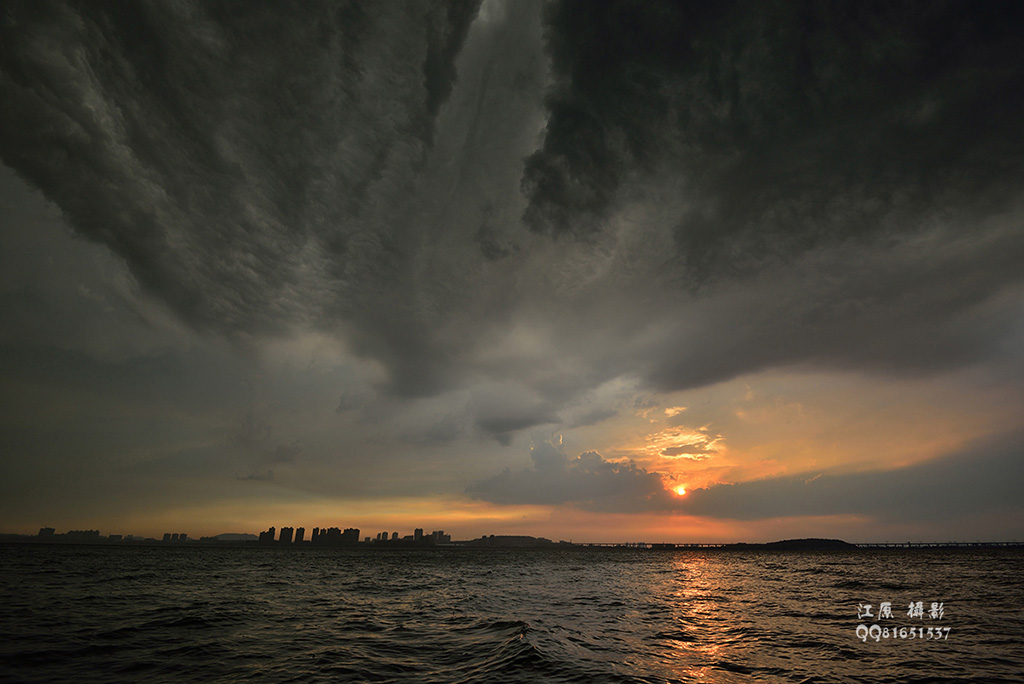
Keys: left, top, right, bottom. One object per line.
{"left": 213, "top": 533, "right": 258, "bottom": 541}
{"left": 462, "top": 535, "right": 558, "bottom": 548}
{"left": 725, "top": 538, "right": 858, "bottom": 551}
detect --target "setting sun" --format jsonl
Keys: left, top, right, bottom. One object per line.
{"left": 674, "top": 485, "right": 687, "bottom": 496}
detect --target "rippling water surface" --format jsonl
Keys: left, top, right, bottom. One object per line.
{"left": 1, "top": 544, "right": 1022, "bottom": 683}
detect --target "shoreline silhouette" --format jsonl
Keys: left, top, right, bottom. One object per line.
{"left": 3, "top": 530, "right": 1022, "bottom": 550}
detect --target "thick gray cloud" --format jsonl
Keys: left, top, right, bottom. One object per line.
{"left": 470, "top": 383, "right": 561, "bottom": 444}
{"left": 2, "top": 0, "right": 1024, "bottom": 532}
{"left": 467, "top": 441, "right": 676, "bottom": 513}
{"left": 637, "top": 224, "right": 1024, "bottom": 392}
{"left": 3, "top": 0, "right": 1023, "bottom": 407}
{"left": 230, "top": 408, "right": 303, "bottom": 470}
{"left": 526, "top": 1, "right": 1024, "bottom": 279}
{"left": 0, "top": 0, "right": 483, "bottom": 394}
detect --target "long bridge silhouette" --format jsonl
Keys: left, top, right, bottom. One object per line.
{"left": 579, "top": 541, "right": 1024, "bottom": 549}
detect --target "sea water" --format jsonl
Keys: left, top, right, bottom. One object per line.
{"left": 1, "top": 544, "right": 1022, "bottom": 683}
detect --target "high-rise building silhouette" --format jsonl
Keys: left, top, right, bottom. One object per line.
{"left": 280, "top": 527, "right": 294, "bottom": 544}
{"left": 66, "top": 530, "right": 100, "bottom": 541}
{"left": 295, "top": 527, "right": 305, "bottom": 544}
{"left": 310, "top": 527, "right": 360, "bottom": 546}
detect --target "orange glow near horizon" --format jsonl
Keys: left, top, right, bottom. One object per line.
{"left": 585, "top": 367, "right": 1023, "bottom": 509}
{"left": 11, "top": 366, "right": 1021, "bottom": 544}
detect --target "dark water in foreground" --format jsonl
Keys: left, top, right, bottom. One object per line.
{"left": 1, "top": 544, "right": 1022, "bottom": 683}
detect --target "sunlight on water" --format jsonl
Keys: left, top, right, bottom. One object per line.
{"left": 1, "top": 545, "right": 1021, "bottom": 683}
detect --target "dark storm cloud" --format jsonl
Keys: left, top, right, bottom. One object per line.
{"left": 269, "top": 442, "right": 302, "bottom": 464}
{"left": 237, "top": 470, "right": 275, "bottom": 482}
{"left": 467, "top": 441, "right": 676, "bottom": 512}
{"left": 567, "top": 406, "right": 619, "bottom": 428}
{"left": 230, "top": 408, "right": 302, "bottom": 466}
{"left": 475, "top": 409, "right": 560, "bottom": 444}
{"left": 401, "top": 411, "right": 463, "bottom": 446}
{"left": 526, "top": 0, "right": 1024, "bottom": 279}
{"left": 640, "top": 224, "right": 1024, "bottom": 392}
{"left": 423, "top": 0, "right": 481, "bottom": 116}
{"left": 0, "top": 0, "right": 480, "bottom": 348}
{"left": 230, "top": 410, "right": 273, "bottom": 454}
{"left": 676, "top": 431, "right": 1024, "bottom": 522}
{"left": 471, "top": 386, "right": 561, "bottom": 445}
{"left": 3, "top": 0, "right": 1024, "bottom": 420}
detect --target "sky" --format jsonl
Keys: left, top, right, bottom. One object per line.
{"left": 2, "top": 0, "right": 1023, "bottom": 543}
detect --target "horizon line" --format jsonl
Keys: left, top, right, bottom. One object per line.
{"left": 4, "top": 531, "right": 1023, "bottom": 549}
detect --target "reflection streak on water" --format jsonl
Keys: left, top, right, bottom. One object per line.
{"left": 0, "top": 545, "right": 1022, "bottom": 683}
